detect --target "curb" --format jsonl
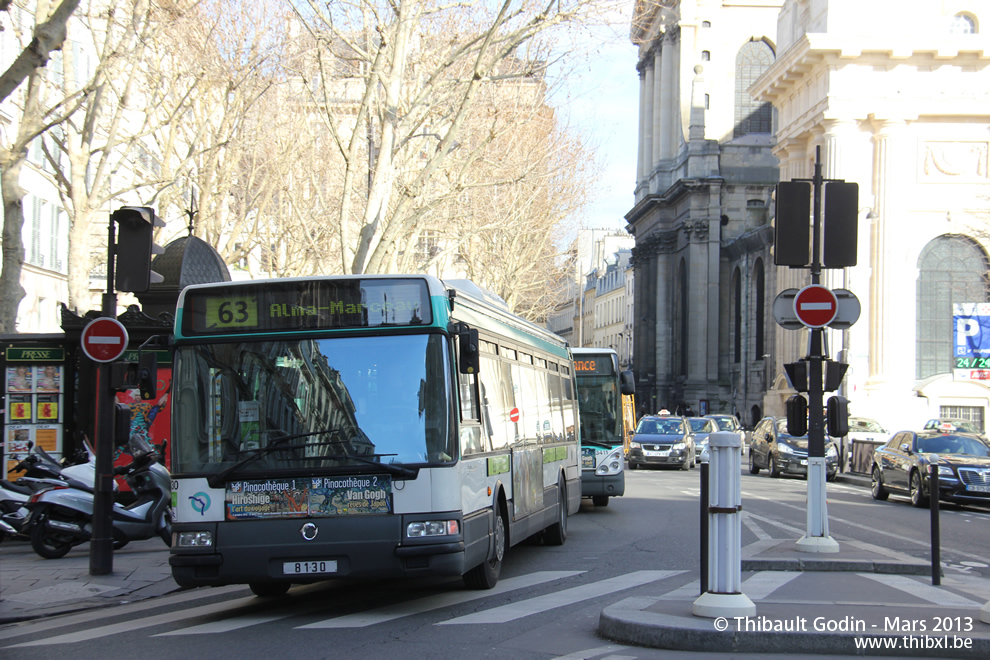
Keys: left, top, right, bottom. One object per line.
{"left": 599, "top": 598, "right": 990, "bottom": 658}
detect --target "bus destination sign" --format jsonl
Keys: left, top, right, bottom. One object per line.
{"left": 183, "top": 278, "right": 432, "bottom": 334}
{"left": 573, "top": 356, "right": 614, "bottom": 376}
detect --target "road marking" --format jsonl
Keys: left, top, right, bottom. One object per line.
{"left": 741, "top": 571, "right": 802, "bottom": 600}
{"left": 555, "top": 645, "right": 634, "bottom": 659}
{"left": 5, "top": 596, "right": 261, "bottom": 647}
{"left": 657, "top": 579, "right": 701, "bottom": 600}
{"left": 859, "top": 573, "right": 984, "bottom": 607}
{"left": 437, "top": 570, "right": 683, "bottom": 625}
{"left": 296, "top": 571, "right": 583, "bottom": 629}
{"left": 741, "top": 511, "right": 773, "bottom": 541}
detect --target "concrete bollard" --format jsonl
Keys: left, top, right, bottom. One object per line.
{"left": 693, "top": 431, "right": 756, "bottom": 618}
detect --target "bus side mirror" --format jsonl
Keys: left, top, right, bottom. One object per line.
{"left": 458, "top": 326, "right": 480, "bottom": 375}
{"left": 619, "top": 370, "right": 635, "bottom": 395}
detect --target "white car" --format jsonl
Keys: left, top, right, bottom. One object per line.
{"left": 844, "top": 417, "right": 889, "bottom": 472}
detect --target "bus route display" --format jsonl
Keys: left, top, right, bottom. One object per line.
{"left": 573, "top": 355, "right": 615, "bottom": 376}
{"left": 182, "top": 278, "right": 432, "bottom": 335}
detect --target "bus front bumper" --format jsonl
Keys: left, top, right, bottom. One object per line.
{"left": 580, "top": 471, "right": 625, "bottom": 497}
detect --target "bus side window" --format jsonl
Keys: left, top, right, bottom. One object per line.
{"left": 459, "top": 372, "right": 491, "bottom": 455}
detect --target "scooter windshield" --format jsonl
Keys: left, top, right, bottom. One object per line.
{"left": 170, "top": 333, "right": 453, "bottom": 477}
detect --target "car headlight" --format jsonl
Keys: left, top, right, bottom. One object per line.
{"left": 176, "top": 531, "right": 213, "bottom": 547}
{"left": 826, "top": 445, "right": 838, "bottom": 460}
{"left": 777, "top": 442, "right": 794, "bottom": 454}
{"left": 937, "top": 465, "right": 956, "bottom": 479}
{"left": 629, "top": 441, "right": 641, "bottom": 449}
{"left": 672, "top": 442, "right": 686, "bottom": 450}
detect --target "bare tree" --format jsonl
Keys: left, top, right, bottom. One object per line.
{"left": 0, "top": 0, "right": 83, "bottom": 331}
{"left": 292, "top": 0, "right": 620, "bottom": 278}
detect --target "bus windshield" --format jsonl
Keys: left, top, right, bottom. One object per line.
{"left": 577, "top": 374, "right": 622, "bottom": 447}
{"left": 171, "top": 333, "right": 453, "bottom": 476}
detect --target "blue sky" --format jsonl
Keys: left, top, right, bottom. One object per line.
{"left": 549, "top": 12, "right": 641, "bottom": 234}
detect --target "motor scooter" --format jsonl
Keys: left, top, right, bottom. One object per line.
{"left": 24, "top": 434, "right": 171, "bottom": 558}
{"left": 0, "top": 443, "right": 101, "bottom": 542}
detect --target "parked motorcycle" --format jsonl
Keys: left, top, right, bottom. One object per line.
{"left": 24, "top": 434, "right": 171, "bottom": 558}
{"left": 0, "top": 443, "right": 99, "bottom": 542}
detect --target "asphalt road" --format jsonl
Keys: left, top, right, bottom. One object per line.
{"left": 1, "top": 466, "right": 986, "bottom": 659}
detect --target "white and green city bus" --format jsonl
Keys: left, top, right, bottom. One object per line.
{"left": 572, "top": 348, "right": 635, "bottom": 507}
{"left": 167, "top": 276, "right": 581, "bottom": 596}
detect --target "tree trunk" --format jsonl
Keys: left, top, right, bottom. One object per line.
{"left": 0, "top": 155, "right": 28, "bottom": 333}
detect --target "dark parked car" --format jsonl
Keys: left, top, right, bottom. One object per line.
{"left": 870, "top": 430, "right": 990, "bottom": 507}
{"left": 687, "top": 417, "right": 718, "bottom": 463}
{"left": 628, "top": 415, "right": 695, "bottom": 470}
{"left": 748, "top": 416, "right": 838, "bottom": 481}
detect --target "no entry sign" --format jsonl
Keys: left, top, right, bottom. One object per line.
{"left": 81, "top": 317, "right": 129, "bottom": 362}
{"left": 509, "top": 407, "right": 520, "bottom": 423}
{"left": 793, "top": 285, "right": 838, "bottom": 328}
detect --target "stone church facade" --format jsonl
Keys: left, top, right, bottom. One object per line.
{"left": 627, "top": 0, "right": 784, "bottom": 424}
{"left": 629, "top": 0, "right": 990, "bottom": 432}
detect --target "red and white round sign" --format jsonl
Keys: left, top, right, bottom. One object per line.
{"left": 509, "top": 407, "right": 520, "bottom": 423}
{"left": 81, "top": 317, "right": 129, "bottom": 363}
{"left": 793, "top": 285, "right": 838, "bottom": 328}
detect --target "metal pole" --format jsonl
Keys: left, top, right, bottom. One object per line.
{"left": 90, "top": 218, "right": 118, "bottom": 575}
{"left": 929, "top": 463, "right": 940, "bottom": 586}
{"left": 700, "top": 460, "right": 709, "bottom": 596}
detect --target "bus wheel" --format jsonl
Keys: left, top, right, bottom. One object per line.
{"left": 544, "top": 479, "right": 567, "bottom": 546}
{"left": 250, "top": 582, "right": 291, "bottom": 598}
{"left": 464, "top": 504, "right": 506, "bottom": 589}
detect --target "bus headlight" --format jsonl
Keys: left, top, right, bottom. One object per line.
{"left": 407, "top": 520, "right": 459, "bottom": 538}
{"left": 596, "top": 449, "right": 624, "bottom": 475}
{"left": 176, "top": 531, "right": 213, "bottom": 547}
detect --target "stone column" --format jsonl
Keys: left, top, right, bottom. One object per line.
{"left": 652, "top": 47, "right": 663, "bottom": 167}
{"left": 636, "top": 65, "right": 647, "bottom": 188}
{"left": 643, "top": 60, "right": 655, "bottom": 187}
{"left": 658, "top": 33, "right": 674, "bottom": 161}
{"left": 866, "top": 119, "right": 904, "bottom": 390}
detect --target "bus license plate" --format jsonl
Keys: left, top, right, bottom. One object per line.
{"left": 283, "top": 560, "right": 337, "bottom": 575}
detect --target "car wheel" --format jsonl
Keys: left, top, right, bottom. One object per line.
{"left": 769, "top": 454, "right": 780, "bottom": 478}
{"left": 871, "top": 465, "right": 889, "bottom": 501}
{"left": 628, "top": 461, "right": 637, "bottom": 470}
{"left": 910, "top": 471, "right": 929, "bottom": 508}
{"left": 681, "top": 455, "right": 690, "bottom": 470}
{"left": 748, "top": 451, "right": 760, "bottom": 475}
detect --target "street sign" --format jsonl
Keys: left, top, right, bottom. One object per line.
{"left": 509, "top": 407, "right": 520, "bottom": 423}
{"left": 774, "top": 288, "right": 860, "bottom": 330}
{"left": 793, "top": 285, "right": 838, "bottom": 328}
{"left": 81, "top": 318, "right": 128, "bottom": 363}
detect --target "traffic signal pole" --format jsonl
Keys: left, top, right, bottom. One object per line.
{"left": 91, "top": 220, "right": 118, "bottom": 575}
{"left": 798, "top": 148, "right": 839, "bottom": 553}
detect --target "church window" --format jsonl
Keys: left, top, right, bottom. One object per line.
{"left": 734, "top": 40, "right": 774, "bottom": 137}
{"left": 916, "top": 235, "right": 989, "bottom": 379}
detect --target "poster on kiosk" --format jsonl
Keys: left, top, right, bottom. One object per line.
{"left": 4, "top": 362, "right": 64, "bottom": 475}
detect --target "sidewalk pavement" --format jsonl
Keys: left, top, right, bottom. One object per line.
{"left": 2, "top": 472, "right": 990, "bottom": 657}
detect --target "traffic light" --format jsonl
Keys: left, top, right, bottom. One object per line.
{"left": 786, "top": 394, "right": 808, "bottom": 437}
{"left": 114, "top": 403, "right": 132, "bottom": 448}
{"left": 827, "top": 395, "right": 849, "bottom": 437}
{"left": 137, "top": 351, "right": 158, "bottom": 400}
{"left": 774, "top": 182, "right": 811, "bottom": 267}
{"left": 113, "top": 206, "right": 165, "bottom": 293}
{"left": 784, "top": 361, "right": 809, "bottom": 392}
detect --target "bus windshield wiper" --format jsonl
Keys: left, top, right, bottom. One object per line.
{"left": 320, "top": 453, "right": 418, "bottom": 480}
{"left": 207, "top": 430, "right": 333, "bottom": 488}
{"left": 583, "top": 439, "right": 615, "bottom": 449}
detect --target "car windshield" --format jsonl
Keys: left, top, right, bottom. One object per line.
{"left": 849, "top": 418, "right": 885, "bottom": 433}
{"left": 171, "top": 333, "right": 453, "bottom": 475}
{"left": 688, "top": 418, "right": 714, "bottom": 433}
{"left": 636, "top": 419, "right": 683, "bottom": 435}
{"left": 708, "top": 416, "right": 737, "bottom": 431}
{"left": 917, "top": 435, "right": 990, "bottom": 457}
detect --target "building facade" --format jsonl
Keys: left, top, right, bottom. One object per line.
{"left": 627, "top": 0, "right": 784, "bottom": 424}
{"left": 752, "top": 0, "right": 990, "bottom": 432}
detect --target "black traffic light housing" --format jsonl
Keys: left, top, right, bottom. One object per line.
{"left": 137, "top": 351, "right": 158, "bottom": 400}
{"left": 786, "top": 394, "right": 808, "bottom": 437}
{"left": 784, "top": 361, "right": 808, "bottom": 392}
{"left": 113, "top": 206, "right": 165, "bottom": 293}
{"left": 827, "top": 395, "right": 849, "bottom": 437}
{"left": 114, "top": 403, "right": 132, "bottom": 448}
